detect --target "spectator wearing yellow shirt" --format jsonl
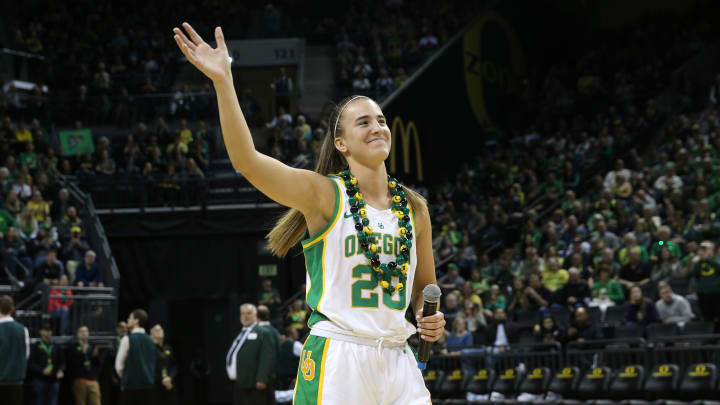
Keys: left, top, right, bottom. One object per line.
{"left": 177, "top": 119, "right": 193, "bottom": 146}
{"left": 285, "top": 299, "right": 307, "bottom": 333}
{"left": 459, "top": 281, "right": 483, "bottom": 306}
{"left": 14, "top": 122, "right": 32, "bottom": 145}
{"left": 26, "top": 190, "right": 50, "bottom": 224}
{"left": 541, "top": 257, "right": 569, "bottom": 292}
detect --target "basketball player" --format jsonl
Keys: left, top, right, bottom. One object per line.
{"left": 173, "top": 23, "right": 445, "bottom": 404}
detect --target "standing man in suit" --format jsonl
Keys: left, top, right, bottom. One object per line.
{"left": 115, "top": 309, "right": 156, "bottom": 405}
{"left": 226, "top": 303, "right": 277, "bottom": 405}
{"left": 0, "top": 295, "right": 30, "bottom": 405}
{"left": 257, "top": 305, "right": 279, "bottom": 405}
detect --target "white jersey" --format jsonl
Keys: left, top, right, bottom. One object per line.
{"left": 301, "top": 176, "right": 418, "bottom": 340}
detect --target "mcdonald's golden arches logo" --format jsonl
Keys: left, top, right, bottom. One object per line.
{"left": 390, "top": 116, "right": 423, "bottom": 181}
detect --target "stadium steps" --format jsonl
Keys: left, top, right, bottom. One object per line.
{"left": 302, "top": 45, "right": 335, "bottom": 119}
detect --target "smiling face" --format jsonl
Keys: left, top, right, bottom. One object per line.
{"left": 333, "top": 98, "right": 391, "bottom": 168}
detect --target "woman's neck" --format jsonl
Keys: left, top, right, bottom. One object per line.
{"left": 349, "top": 163, "right": 390, "bottom": 209}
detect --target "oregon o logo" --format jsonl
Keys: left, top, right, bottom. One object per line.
{"left": 463, "top": 11, "right": 527, "bottom": 127}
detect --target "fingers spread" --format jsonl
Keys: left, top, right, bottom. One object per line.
{"left": 182, "top": 22, "right": 206, "bottom": 46}
{"left": 173, "top": 28, "right": 197, "bottom": 52}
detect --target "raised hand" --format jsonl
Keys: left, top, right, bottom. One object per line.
{"left": 173, "top": 23, "right": 231, "bottom": 83}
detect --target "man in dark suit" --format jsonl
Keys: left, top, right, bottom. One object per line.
{"left": 226, "top": 303, "right": 277, "bottom": 405}
{"left": 482, "top": 308, "right": 519, "bottom": 368}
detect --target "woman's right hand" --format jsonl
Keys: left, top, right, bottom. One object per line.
{"left": 173, "top": 23, "right": 231, "bottom": 83}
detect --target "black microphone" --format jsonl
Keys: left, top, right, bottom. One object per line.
{"left": 417, "top": 284, "right": 441, "bottom": 370}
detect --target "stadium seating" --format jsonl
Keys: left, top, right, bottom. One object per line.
{"left": 680, "top": 322, "right": 714, "bottom": 336}
{"left": 575, "top": 367, "right": 612, "bottom": 400}
{"left": 492, "top": 367, "right": 521, "bottom": 398}
{"left": 464, "top": 368, "right": 495, "bottom": 396}
{"left": 437, "top": 368, "right": 465, "bottom": 399}
{"left": 518, "top": 367, "right": 552, "bottom": 396}
{"left": 644, "top": 364, "right": 681, "bottom": 400}
{"left": 547, "top": 367, "right": 581, "bottom": 399}
{"left": 646, "top": 324, "right": 678, "bottom": 341}
{"left": 677, "top": 363, "right": 718, "bottom": 400}
{"left": 608, "top": 365, "right": 645, "bottom": 400}
{"left": 604, "top": 305, "right": 629, "bottom": 326}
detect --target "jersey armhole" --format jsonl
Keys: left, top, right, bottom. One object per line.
{"left": 301, "top": 177, "right": 342, "bottom": 248}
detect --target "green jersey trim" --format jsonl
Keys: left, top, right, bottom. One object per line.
{"left": 301, "top": 177, "right": 342, "bottom": 248}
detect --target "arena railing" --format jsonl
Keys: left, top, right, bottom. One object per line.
{"left": 54, "top": 173, "right": 121, "bottom": 292}
{"left": 424, "top": 336, "right": 720, "bottom": 378}
{"left": 46, "top": 288, "right": 118, "bottom": 337}
{"left": 80, "top": 173, "right": 274, "bottom": 211}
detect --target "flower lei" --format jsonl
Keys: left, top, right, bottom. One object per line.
{"left": 338, "top": 169, "right": 413, "bottom": 294}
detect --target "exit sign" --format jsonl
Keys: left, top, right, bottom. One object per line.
{"left": 258, "top": 264, "right": 277, "bottom": 277}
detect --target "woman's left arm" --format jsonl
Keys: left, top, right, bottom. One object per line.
{"left": 412, "top": 202, "right": 446, "bottom": 341}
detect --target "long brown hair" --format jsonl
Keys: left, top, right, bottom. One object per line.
{"left": 266, "top": 95, "right": 427, "bottom": 257}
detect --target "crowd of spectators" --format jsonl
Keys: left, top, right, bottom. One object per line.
{"left": 332, "top": 1, "right": 480, "bottom": 101}
{"left": 421, "top": 20, "right": 720, "bottom": 357}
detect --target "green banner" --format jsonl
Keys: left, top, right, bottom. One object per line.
{"left": 59, "top": 129, "right": 94, "bottom": 156}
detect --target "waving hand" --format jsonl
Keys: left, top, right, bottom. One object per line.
{"left": 173, "top": 23, "right": 231, "bottom": 83}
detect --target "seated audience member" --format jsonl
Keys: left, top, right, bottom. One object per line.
{"left": 285, "top": 299, "right": 307, "bottom": 332}
{"left": 49, "top": 275, "right": 74, "bottom": 335}
{"left": 655, "top": 282, "right": 694, "bottom": 324}
{"left": 75, "top": 250, "right": 102, "bottom": 287}
{"left": 541, "top": 257, "right": 569, "bottom": 293}
{"left": 482, "top": 284, "right": 507, "bottom": 318}
{"left": 35, "top": 248, "right": 65, "bottom": 286}
{"left": 558, "top": 268, "right": 590, "bottom": 309}
{"left": 441, "top": 292, "right": 461, "bottom": 330}
{"left": 591, "top": 265, "right": 625, "bottom": 304}
{"left": 625, "top": 286, "right": 661, "bottom": 326}
{"left": 444, "top": 318, "right": 473, "bottom": 355}
{"left": 618, "top": 248, "right": 651, "bottom": 290}
{"left": 533, "top": 314, "right": 565, "bottom": 345}
{"left": 567, "top": 307, "right": 602, "bottom": 342}
{"left": 438, "top": 263, "right": 465, "bottom": 293}
{"left": 456, "top": 301, "right": 486, "bottom": 337}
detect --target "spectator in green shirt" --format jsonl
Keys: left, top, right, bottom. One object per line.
{"left": 649, "top": 226, "right": 682, "bottom": 261}
{"left": 0, "top": 208, "right": 19, "bottom": 234}
{"left": 19, "top": 142, "right": 38, "bottom": 171}
{"left": 591, "top": 265, "right": 624, "bottom": 304}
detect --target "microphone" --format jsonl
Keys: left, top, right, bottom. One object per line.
{"left": 417, "top": 284, "right": 441, "bottom": 370}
